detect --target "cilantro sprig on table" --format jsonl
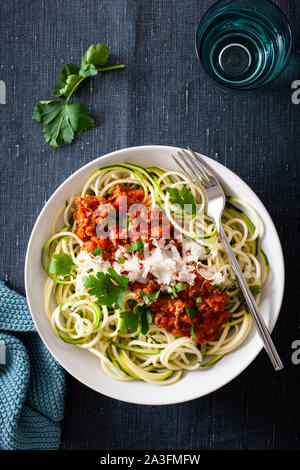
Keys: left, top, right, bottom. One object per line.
{"left": 33, "top": 44, "right": 125, "bottom": 147}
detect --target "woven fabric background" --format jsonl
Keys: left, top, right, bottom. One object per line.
{"left": 0, "top": 0, "right": 299, "bottom": 450}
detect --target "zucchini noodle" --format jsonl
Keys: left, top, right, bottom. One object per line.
{"left": 42, "top": 162, "right": 269, "bottom": 385}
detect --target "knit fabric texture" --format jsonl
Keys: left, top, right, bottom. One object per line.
{"left": 0, "top": 281, "right": 65, "bottom": 449}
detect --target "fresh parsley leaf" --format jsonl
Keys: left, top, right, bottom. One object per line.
{"left": 83, "top": 270, "right": 128, "bottom": 309}
{"left": 237, "top": 284, "right": 261, "bottom": 303}
{"left": 186, "top": 307, "right": 196, "bottom": 318}
{"left": 249, "top": 284, "right": 261, "bottom": 297}
{"left": 195, "top": 296, "right": 202, "bottom": 306}
{"left": 53, "top": 63, "right": 81, "bottom": 97}
{"left": 133, "top": 303, "right": 144, "bottom": 316}
{"left": 33, "top": 44, "right": 125, "bottom": 147}
{"left": 167, "top": 186, "right": 196, "bottom": 215}
{"left": 107, "top": 268, "right": 129, "bottom": 289}
{"left": 140, "top": 308, "right": 153, "bottom": 335}
{"left": 118, "top": 303, "right": 152, "bottom": 335}
{"left": 78, "top": 62, "right": 98, "bottom": 79}
{"left": 118, "top": 310, "right": 139, "bottom": 333}
{"left": 48, "top": 253, "right": 75, "bottom": 276}
{"left": 86, "top": 44, "right": 109, "bottom": 66}
{"left": 33, "top": 101, "right": 94, "bottom": 148}
{"left": 118, "top": 257, "right": 125, "bottom": 264}
{"left": 91, "top": 246, "right": 103, "bottom": 256}
{"left": 140, "top": 290, "right": 160, "bottom": 305}
{"left": 79, "top": 44, "right": 109, "bottom": 77}
{"left": 133, "top": 303, "right": 153, "bottom": 335}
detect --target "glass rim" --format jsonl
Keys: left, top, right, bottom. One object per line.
{"left": 194, "top": 0, "right": 293, "bottom": 91}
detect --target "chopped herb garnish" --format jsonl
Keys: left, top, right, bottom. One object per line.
{"left": 171, "top": 286, "right": 178, "bottom": 298}
{"left": 91, "top": 246, "right": 103, "bottom": 256}
{"left": 210, "top": 284, "right": 218, "bottom": 290}
{"left": 175, "top": 282, "right": 188, "bottom": 292}
{"left": 48, "top": 253, "right": 75, "bottom": 276}
{"left": 191, "top": 325, "right": 198, "bottom": 342}
{"left": 140, "top": 307, "right": 153, "bottom": 335}
{"left": 140, "top": 290, "right": 160, "bottom": 305}
{"left": 126, "top": 239, "right": 145, "bottom": 255}
{"left": 119, "top": 303, "right": 153, "bottom": 335}
{"left": 237, "top": 284, "right": 261, "bottom": 303}
{"left": 250, "top": 284, "right": 261, "bottom": 297}
{"left": 118, "top": 257, "right": 125, "bottom": 264}
{"left": 186, "top": 308, "right": 196, "bottom": 318}
{"left": 195, "top": 296, "right": 202, "bottom": 307}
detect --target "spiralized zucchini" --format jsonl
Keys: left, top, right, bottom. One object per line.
{"left": 42, "top": 163, "right": 269, "bottom": 385}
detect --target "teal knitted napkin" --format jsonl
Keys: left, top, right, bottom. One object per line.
{"left": 0, "top": 281, "right": 65, "bottom": 450}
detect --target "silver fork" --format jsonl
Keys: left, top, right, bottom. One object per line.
{"left": 172, "top": 147, "right": 283, "bottom": 371}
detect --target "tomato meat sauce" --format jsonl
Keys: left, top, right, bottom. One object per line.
{"left": 134, "top": 276, "right": 230, "bottom": 344}
{"left": 74, "top": 185, "right": 172, "bottom": 257}
{"left": 73, "top": 184, "right": 145, "bottom": 255}
{"left": 74, "top": 184, "right": 230, "bottom": 344}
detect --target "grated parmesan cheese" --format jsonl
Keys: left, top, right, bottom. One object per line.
{"left": 74, "top": 238, "right": 226, "bottom": 292}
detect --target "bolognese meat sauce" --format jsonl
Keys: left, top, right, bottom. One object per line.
{"left": 73, "top": 186, "right": 231, "bottom": 344}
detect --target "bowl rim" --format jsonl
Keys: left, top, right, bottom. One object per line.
{"left": 24, "top": 145, "right": 285, "bottom": 405}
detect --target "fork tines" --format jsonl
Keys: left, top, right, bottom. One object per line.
{"left": 171, "top": 148, "right": 212, "bottom": 185}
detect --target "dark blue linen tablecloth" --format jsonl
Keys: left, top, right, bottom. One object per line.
{"left": 0, "top": 0, "right": 299, "bottom": 450}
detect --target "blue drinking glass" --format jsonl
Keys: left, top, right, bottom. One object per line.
{"left": 195, "top": 0, "right": 292, "bottom": 90}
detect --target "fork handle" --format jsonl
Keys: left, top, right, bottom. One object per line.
{"left": 218, "top": 224, "right": 284, "bottom": 371}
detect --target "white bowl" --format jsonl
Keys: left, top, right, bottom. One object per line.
{"left": 25, "top": 145, "right": 285, "bottom": 405}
